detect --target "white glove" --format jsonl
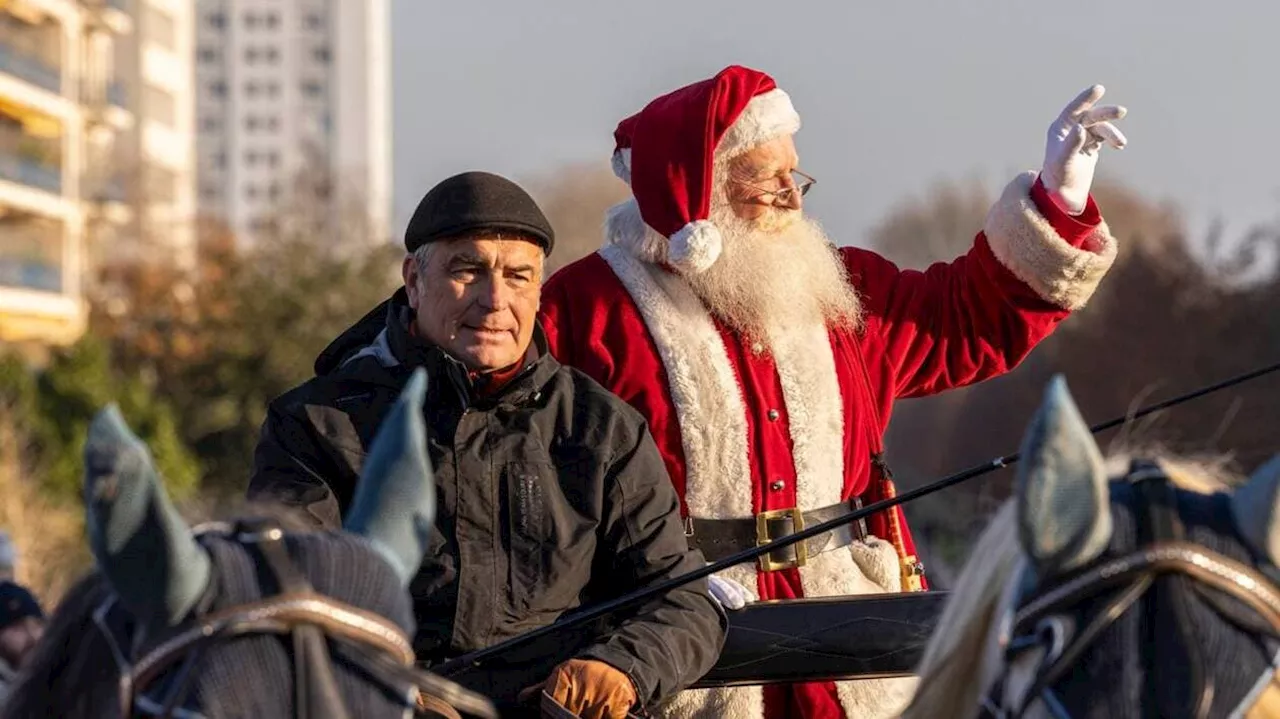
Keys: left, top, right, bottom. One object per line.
{"left": 707, "top": 574, "right": 751, "bottom": 611}
{"left": 1040, "top": 85, "right": 1128, "bottom": 215}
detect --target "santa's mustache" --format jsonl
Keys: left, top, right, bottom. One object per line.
{"left": 684, "top": 208, "right": 863, "bottom": 346}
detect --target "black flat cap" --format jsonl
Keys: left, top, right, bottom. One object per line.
{"left": 405, "top": 171, "right": 554, "bottom": 254}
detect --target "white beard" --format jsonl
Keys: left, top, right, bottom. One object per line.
{"left": 683, "top": 206, "right": 863, "bottom": 346}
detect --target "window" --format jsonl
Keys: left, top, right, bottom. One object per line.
{"left": 301, "top": 81, "right": 323, "bottom": 98}
{"left": 145, "top": 7, "right": 177, "bottom": 51}
{"left": 201, "top": 185, "right": 220, "bottom": 201}
{"left": 267, "top": 183, "right": 281, "bottom": 201}
{"left": 268, "top": 152, "right": 280, "bottom": 168}
{"left": 207, "top": 12, "right": 226, "bottom": 29}
{"left": 267, "top": 82, "right": 280, "bottom": 98}
{"left": 145, "top": 84, "right": 176, "bottom": 126}
{"left": 198, "top": 47, "right": 219, "bottom": 63}
{"left": 245, "top": 81, "right": 259, "bottom": 97}
{"left": 244, "top": 13, "right": 258, "bottom": 29}
{"left": 213, "top": 152, "right": 226, "bottom": 169}
{"left": 208, "top": 81, "right": 226, "bottom": 97}
{"left": 265, "top": 13, "right": 280, "bottom": 30}
{"left": 245, "top": 185, "right": 260, "bottom": 200}
{"left": 304, "top": 13, "right": 323, "bottom": 30}
{"left": 245, "top": 116, "right": 259, "bottom": 131}
{"left": 200, "top": 116, "right": 220, "bottom": 132}
{"left": 245, "top": 150, "right": 258, "bottom": 166}
{"left": 245, "top": 46, "right": 279, "bottom": 64}
{"left": 313, "top": 46, "right": 330, "bottom": 64}
{"left": 265, "top": 116, "right": 279, "bottom": 132}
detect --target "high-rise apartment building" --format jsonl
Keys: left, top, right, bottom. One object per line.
{"left": 194, "top": 0, "right": 390, "bottom": 243}
{"left": 110, "top": 0, "right": 198, "bottom": 270}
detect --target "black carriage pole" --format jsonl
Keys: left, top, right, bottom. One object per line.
{"left": 435, "top": 360, "right": 1280, "bottom": 677}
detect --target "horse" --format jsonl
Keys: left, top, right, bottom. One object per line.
{"left": 1, "top": 369, "right": 496, "bottom": 719}
{"left": 903, "top": 375, "right": 1280, "bottom": 719}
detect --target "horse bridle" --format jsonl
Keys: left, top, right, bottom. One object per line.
{"left": 92, "top": 518, "right": 495, "bottom": 719}
{"left": 981, "top": 461, "right": 1280, "bottom": 719}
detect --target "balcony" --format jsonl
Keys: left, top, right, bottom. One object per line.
{"left": 0, "top": 152, "right": 61, "bottom": 194}
{"left": 0, "top": 258, "right": 61, "bottom": 293}
{"left": 0, "top": 213, "right": 64, "bottom": 295}
{"left": 0, "top": 41, "right": 61, "bottom": 94}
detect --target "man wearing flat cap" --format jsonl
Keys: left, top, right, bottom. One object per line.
{"left": 248, "top": 171, "right": 726, "bottom": 718}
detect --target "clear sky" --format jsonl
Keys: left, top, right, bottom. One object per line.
{"left": 391, "top": 0, "right": 1279, "bottom": 251}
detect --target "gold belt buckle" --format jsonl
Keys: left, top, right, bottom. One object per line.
{"left": 755, "top": 507, "right": 806, "bottom": 572}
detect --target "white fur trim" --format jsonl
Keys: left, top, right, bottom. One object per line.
{"left": 612, "top": 148, "right": 632, "bottom": 185}
{"left": 984, "top": 172, "right": 1118, "bottom": 310}
{"left": 605, "top": 199, "right": 665, "bottom": 263}
{"left": 769, "top": 321, "right": 845, "bottom": 514}
{"left": 598, "top": 245, "right": 754, "bottom": 523}
{"left": 599, "top": 245, "right": 917, "bottom": 719}
{"left": 604, "top": 200, "right": 724, "bottom": 276}
{"left": 718, "top": 88, "right": 802, "bottom": 159}
{"left": 668, "top": 221, "right": 722, "bottom": 275}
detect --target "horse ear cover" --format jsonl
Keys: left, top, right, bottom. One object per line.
{"left": 1231, "top": 455, "right": 1280, "bottom": 567}
{"left": 1015, "top": 375, "right": 1114, "bottom": 577}
{"left": 84, "top": 404, "right": 212, "bottom": 629}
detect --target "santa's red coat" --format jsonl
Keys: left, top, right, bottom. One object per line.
{"left": 538, "top": 173, "right": 1116, "bottom": 719}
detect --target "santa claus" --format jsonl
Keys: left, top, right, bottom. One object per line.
{"left": 538, "top": 65, "right": 1125, "bottom": 718}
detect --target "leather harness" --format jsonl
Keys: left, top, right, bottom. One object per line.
{"left": 91, "top": 518, "right": 497, "bottom": 719}
{"left": 979, "top": 461, "right": 1280, "bottom": 719}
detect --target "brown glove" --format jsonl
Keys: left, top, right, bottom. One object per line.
{"left": 542, "top": 658, "right": 638, "bottom": 719}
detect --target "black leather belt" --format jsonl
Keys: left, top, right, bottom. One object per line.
{"left": 687, "top": 499, "right": 868, "bottom": 572}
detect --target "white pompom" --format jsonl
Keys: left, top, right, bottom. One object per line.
{"left": 668, "top": 220, "right": 723, "bottom": 275}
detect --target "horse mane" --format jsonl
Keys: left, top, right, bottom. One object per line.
{"left": 902, "top": 450, "right": 1237, "bottom": 719}
{"left": 0, "top": 499, "right": 321, "bottom": 719}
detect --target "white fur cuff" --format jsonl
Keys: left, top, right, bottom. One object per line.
{"left": 984, "top": 171, "right": 1117, "bottom": 310}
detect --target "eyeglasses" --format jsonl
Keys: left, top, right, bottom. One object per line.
{"left": 733, "top": 169, "right": 817, "bottom": 205}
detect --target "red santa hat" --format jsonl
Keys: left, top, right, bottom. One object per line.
{"left": 613, "top": 65, "right": 801, "bottom": 273}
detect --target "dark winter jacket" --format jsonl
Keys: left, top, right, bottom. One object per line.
{"left": 246, "top": 289, "right": 727, "bottom": 711}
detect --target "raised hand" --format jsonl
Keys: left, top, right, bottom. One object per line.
{"left": 1041, "top": 85, "right": 1128, "bottom": 215}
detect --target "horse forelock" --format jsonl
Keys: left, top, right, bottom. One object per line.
{"left": 903, "top": 502, "right": 1025, "bottom": 719}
